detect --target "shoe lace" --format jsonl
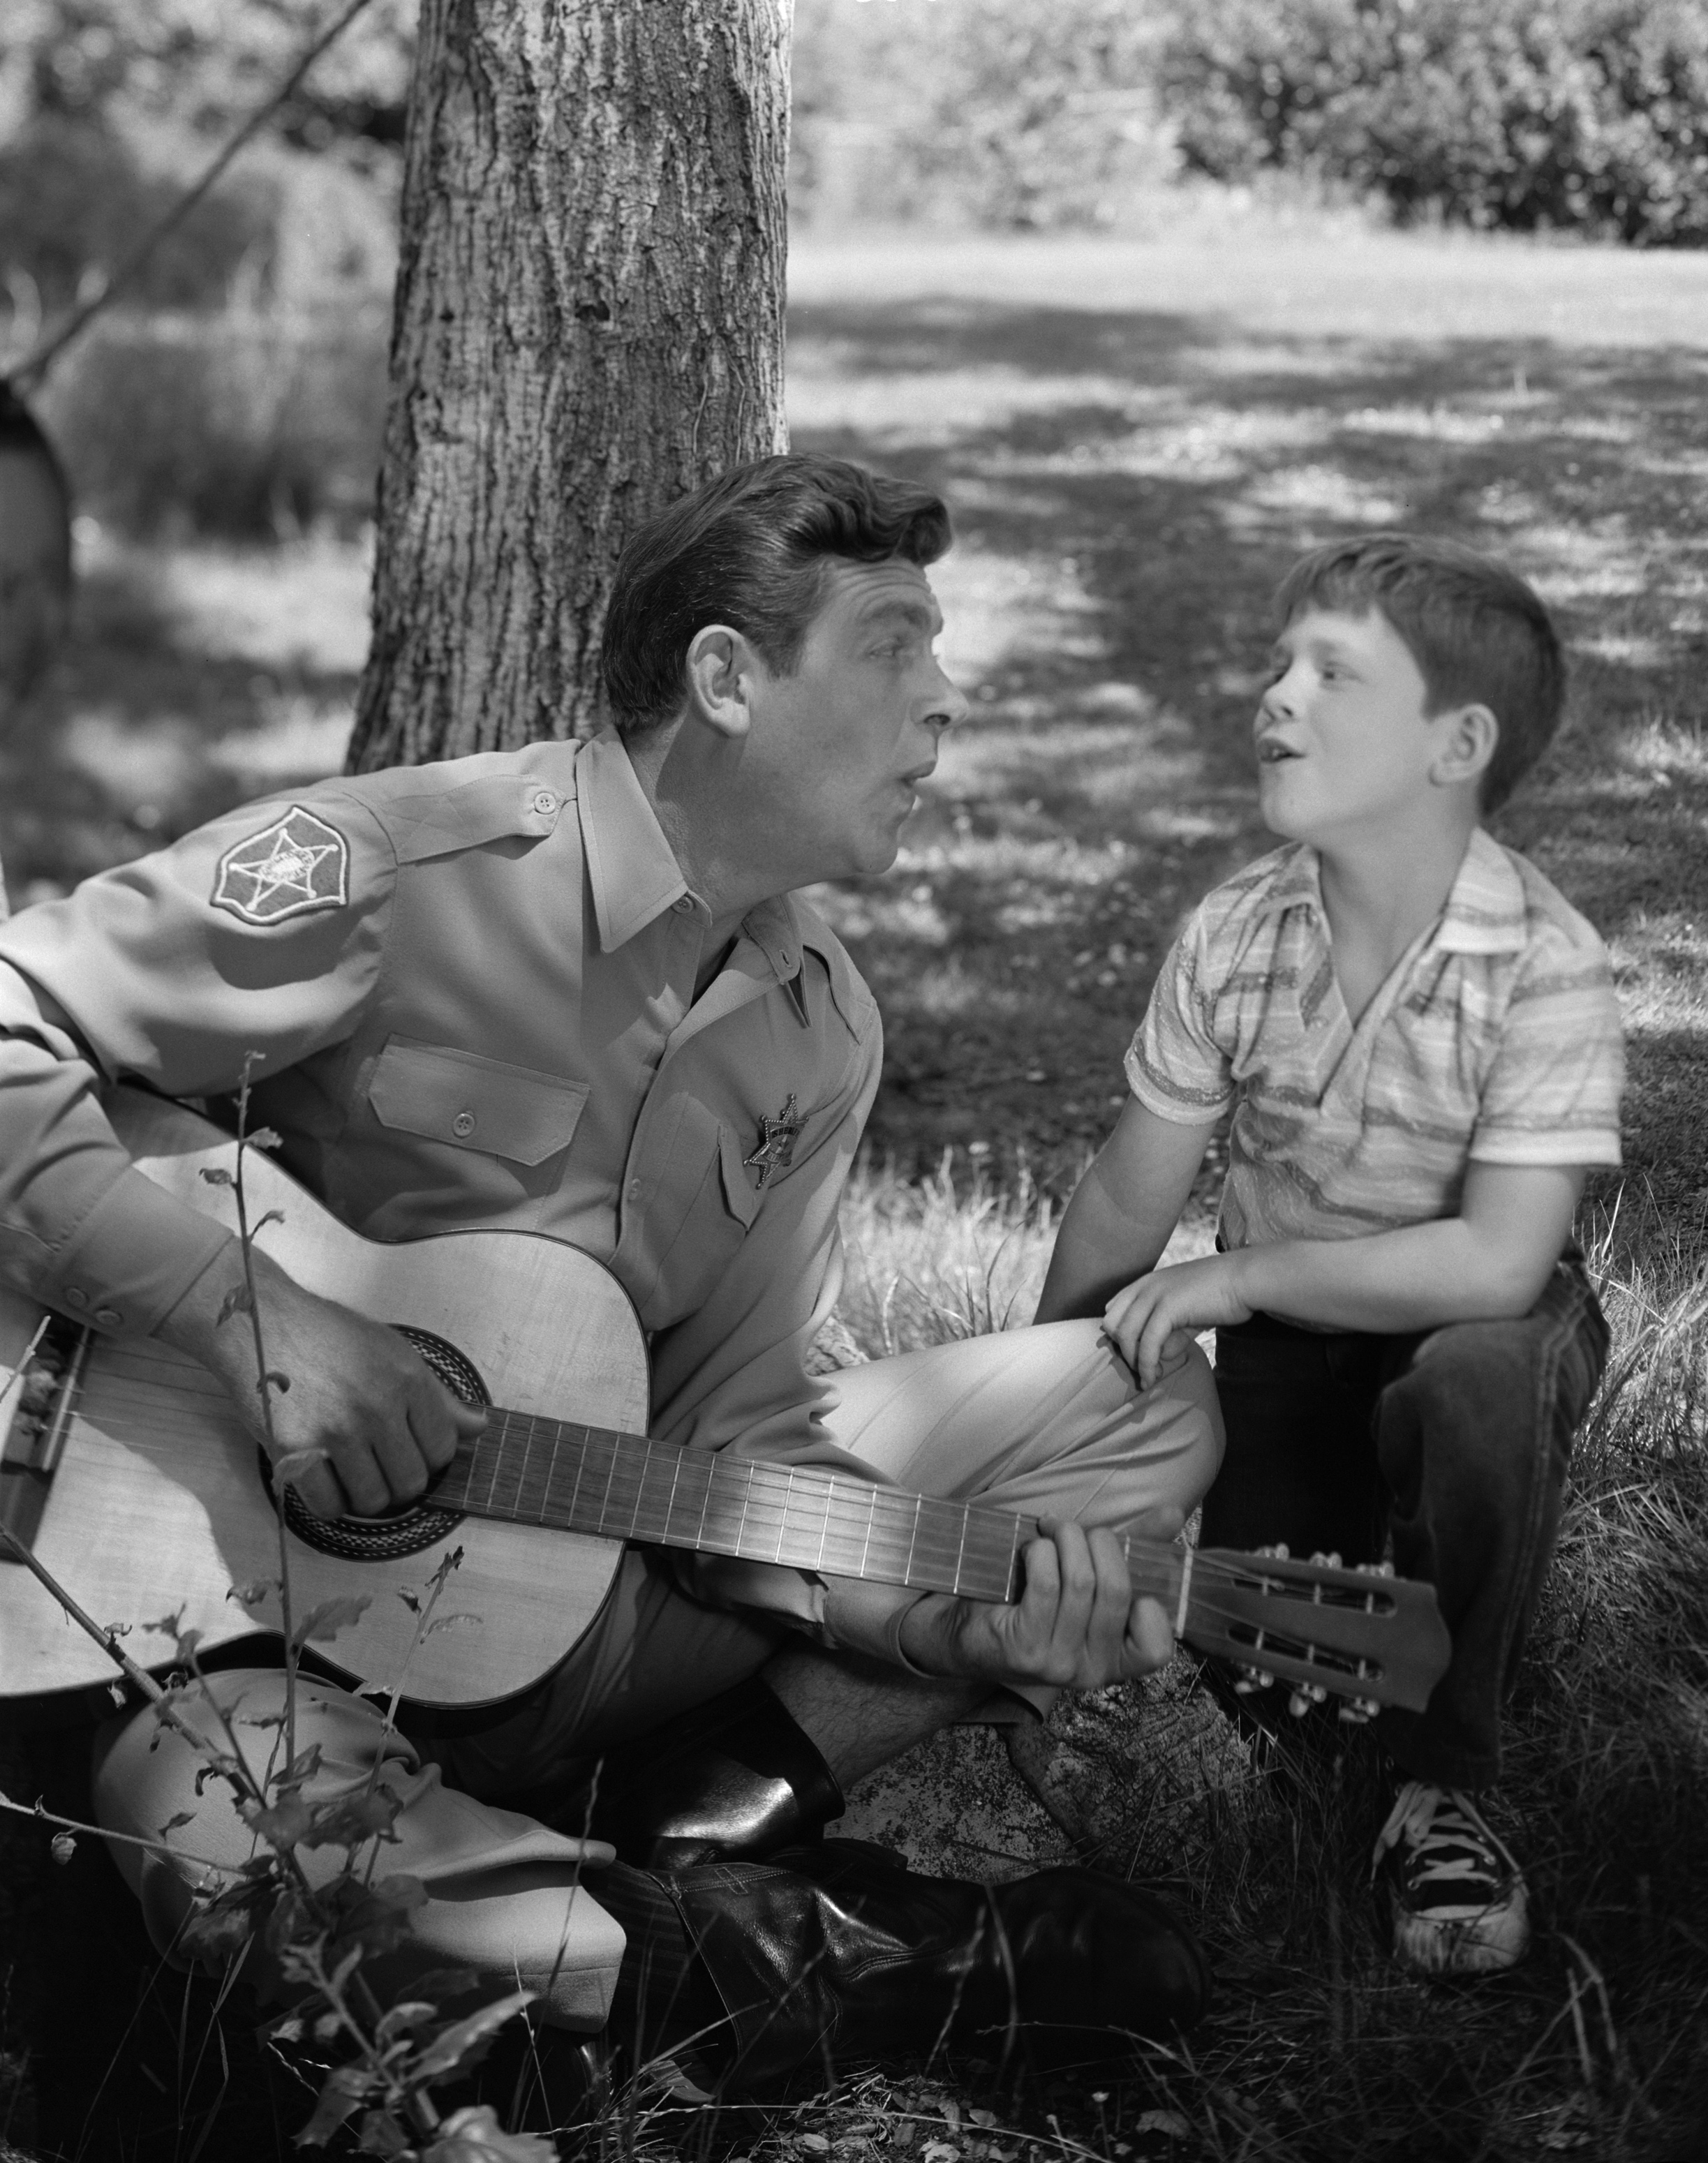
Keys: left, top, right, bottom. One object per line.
{"left": 1371, "top": 1780, "right": 1519, "bottom": 1890}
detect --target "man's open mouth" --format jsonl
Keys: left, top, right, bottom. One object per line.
{"left": 1256, "top": 738, "right": 1299, "bottom": 764}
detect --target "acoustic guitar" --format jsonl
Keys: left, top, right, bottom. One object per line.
{"left": 0, "top": 1090, "right": 1450, "bottom": 1714}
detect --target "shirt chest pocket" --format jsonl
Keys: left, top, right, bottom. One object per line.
{"left": 367, "top": 1036, "right": 589, "bottom": 1165}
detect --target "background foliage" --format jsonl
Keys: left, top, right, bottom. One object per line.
{"left": 1160, "top": 0, "right": 1708, "bottom": 244}
{"left": 6, "top": 0, "right": 1708, "bottom": 544}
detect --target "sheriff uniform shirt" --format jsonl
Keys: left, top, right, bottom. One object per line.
{"left": 0, "top": 733, "right": 885, "bottom": 1637}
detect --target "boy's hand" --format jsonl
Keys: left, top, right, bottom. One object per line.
{"left": 1103, "top": 1253, "right": 1256, "bottom": 1389}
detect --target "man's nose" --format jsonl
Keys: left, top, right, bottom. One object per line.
{"left": 926, "top": 663, "right": 972, "bottom": 734}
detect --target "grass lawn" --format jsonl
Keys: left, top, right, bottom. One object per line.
{"left": 1, "top": 226, "right": 1705, "bottom": 2160}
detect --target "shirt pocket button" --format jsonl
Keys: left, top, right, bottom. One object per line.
{"left": 452, "top": 1109, "right": 476, "bottom": 1138}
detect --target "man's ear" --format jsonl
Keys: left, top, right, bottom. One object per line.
{"left": 683, "top": 624, "right": 757, "bottom": 742}
{"left": 1430, "top": 701, "right": 1499, "bottom": 791}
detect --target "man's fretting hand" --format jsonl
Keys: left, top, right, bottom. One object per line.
{"left": 160, "top": 1244, "right": 487, "bottom": 1520}
{"left": 896, "top": 1512, "right": 1181, "bottom": 1688}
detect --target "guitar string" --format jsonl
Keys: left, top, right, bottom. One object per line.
{"left": 16, "top": 1453, "right": 1393, "bottom": 1686}
{"left": 35, "top": 1364, "right": 1403, "bottom": 1641}
{"left": 34, "top": 1367, "right": 1401, "bottom": 1619}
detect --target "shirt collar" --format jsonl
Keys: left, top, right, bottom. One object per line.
{"left": 576, "top": 733, "right": 815, "bottom": 999}
{"left": 1252, "top": 833, "right": 1526, "bottom": 955}
{"left": 577, "top": 732, "right": 692, "bottom": 951}
{"left": 1434, "top": 826, "right": 1528, "bottom": 954}
{"left": 1253, "top": 844, "right": 1326, "bottom": 921}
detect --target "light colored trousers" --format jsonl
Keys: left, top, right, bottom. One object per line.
{"left": 95, "top": 1321, "right": 1221, "bottom": 2030}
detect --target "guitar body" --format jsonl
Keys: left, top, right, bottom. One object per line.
{"left": 0, "top": 1090, "right": 648, "bottom": 1706}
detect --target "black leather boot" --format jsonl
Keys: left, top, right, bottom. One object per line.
{"left": 590, "top": 1678, "right": 845, "bottom": 1869}
{"left": 651, "top": 1838, "right": 1210, "bottom": 2095}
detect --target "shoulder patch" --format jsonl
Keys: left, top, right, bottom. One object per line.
{"left": 211, "top": 805, "right": 351, "bottom": 926}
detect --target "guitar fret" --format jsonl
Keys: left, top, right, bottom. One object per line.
{"left": 903, "top": 1494, "right": 923, "bottom": 1587}
{"left": 664, "top": 1446, "right": 681, "bottom": 1541}
{"left": 734, "top": 1463, "right": 752, "bottom": 1559}
{"left": 518, "top": 1415, "right": 537, "bottom": 1524}
{"left": 594, "top": 1428, "right": 617, "bottom": 1538}
{"left": 565, "top": 1421, "right": 588, "bottom": 1531}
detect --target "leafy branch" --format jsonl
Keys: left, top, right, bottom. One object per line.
{"left": 3, "top": 1055, "right": 540, "bottom": 2155}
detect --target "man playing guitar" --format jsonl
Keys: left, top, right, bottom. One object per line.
{"left": 0, "top": 456, "right": 1224, "bottom": 2095}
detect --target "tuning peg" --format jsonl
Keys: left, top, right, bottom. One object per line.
{"left": 1337, "top": 1695, "right": 1381, "bottom": 1724}
{"left": 1252, "top": 1543, "right": 1291, "bottom": 1560}
{"left": 1233, "top": 1665, "right": 1276, "bottom": 1693}
{"left": 1288, "top": 1683, "right": 1329, "bottom": 1716}
{"left": 1308, "top": 1550, "right": 1343, "bottom": 1569}
{"left": 1353, "top": 1559, "right": 1396, "bottom": 1577}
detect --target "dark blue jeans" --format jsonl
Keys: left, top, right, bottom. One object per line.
{"left": 1201, "top": 1258, "right": 1609, "bottom": 1791}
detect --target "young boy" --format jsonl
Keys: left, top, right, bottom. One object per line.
{"left": 1034, "top": 534, "right": 1624, "bottom": 1976}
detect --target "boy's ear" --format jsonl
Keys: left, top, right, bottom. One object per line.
{"left": 1430, "top": 701, "right": 1499, "bottom": 791}
{"left": 683, "top": 624, "right": 758, "bottom": 742}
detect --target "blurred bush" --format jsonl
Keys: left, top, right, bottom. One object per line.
{"left": 1, "top": 117, "right": 395, "bottom": 540}
{"left": 792, "top": 0, "right": 1180, "bottom": 230}
{"left": 1158, "top": 0, "right": 1708, "bottom": 244}
{"left": 792, "top": 0, "right": 1708, "bottom": 244}
{"left": 38, "top": 302, "right": 387, "bottom": 538}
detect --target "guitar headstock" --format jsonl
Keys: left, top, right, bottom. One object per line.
{"left": 1185, "top": 1547, "right": 1452, "bottom": 1713}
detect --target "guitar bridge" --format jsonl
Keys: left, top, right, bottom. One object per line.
{"left": 0, "top": 1314, "right": 91, "bottom": 1559}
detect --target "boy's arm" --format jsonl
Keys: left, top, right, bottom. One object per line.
{"left": 1104, "top": 1160, "right": 1584, "bottom": 1386}
{"left": 1034, "top": 1098, "right": 1221, "bottom": 1325}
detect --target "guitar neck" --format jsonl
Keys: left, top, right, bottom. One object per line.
{"left": 433, "top": 1410, "right": 1185, "bottom": 1608}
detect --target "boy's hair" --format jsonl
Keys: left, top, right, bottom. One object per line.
{"left": 1274, "top": 533, "right": 1566, "bottom": 810}
{"left": 601, "top": 453, "right": 951, "bottom": 734}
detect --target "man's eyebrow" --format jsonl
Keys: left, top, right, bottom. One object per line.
{"left": 856, "top": 595, "right": 942, "bottom": 635}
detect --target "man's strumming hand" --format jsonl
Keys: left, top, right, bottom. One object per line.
{"left": 158, "top": 1245, "right": 487, "bottom": 1521}
{"left": 897, "top": 1511, "right": 1182, "bottom": 1689}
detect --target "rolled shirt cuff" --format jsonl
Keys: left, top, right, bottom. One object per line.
{"left": 39, "top": 1164, "right": 239, "bottom": 1338}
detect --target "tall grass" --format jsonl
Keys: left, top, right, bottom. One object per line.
{"left": 803, "top": 1163, "right": 1708, "bottom": 2162}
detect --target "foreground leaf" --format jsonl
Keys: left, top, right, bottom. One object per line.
{"left": 408, "top": 1989, "right": 537, "bottom": 2081}
{"left": 293, "top": 1594, "right": 375, "bottom": 1650}
{"left": 244, "top": 1793, "right": 316, "bottom": 1849}
{"left": 422, "top": 2104, "right": 555, "bottom": 2162}
{"left": 294, "top": 2063, "right": 374, "bottom": 2148}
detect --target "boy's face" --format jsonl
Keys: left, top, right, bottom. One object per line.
{"left": 1254, "top": 605, "right": 1455, "bottom": 847}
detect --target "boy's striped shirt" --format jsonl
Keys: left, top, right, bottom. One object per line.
{"left": 1127, "top": 830, "right": 1624, "bottom": 1253}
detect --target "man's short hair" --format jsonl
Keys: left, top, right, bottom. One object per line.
{"left": 1274, "top": 533, "right": 1566, "bottom": 810}
{"left": 601, "top": 453, "right": 952, "bottom": 734}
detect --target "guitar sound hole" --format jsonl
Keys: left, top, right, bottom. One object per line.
{"left": 255, "top": 1325, "right": 487, "bottom": 1563}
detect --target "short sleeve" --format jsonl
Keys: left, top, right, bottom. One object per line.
{"left": 1124, "top": 910, "right": 1237, "bottom": 1125}
{"left": 1470, "top": 930, "right": 1624, "bottom": 1168}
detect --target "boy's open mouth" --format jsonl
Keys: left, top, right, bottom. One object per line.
{"left": 1256, "top": 738, "right": 1299, "bottom": 764}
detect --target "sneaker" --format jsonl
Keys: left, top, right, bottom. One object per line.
{"left": 1372, "top": 1779, "right": 1530, "bottom": 1975}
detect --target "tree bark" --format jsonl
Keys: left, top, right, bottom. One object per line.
{"left": 348, "top": 0, "right": 791, "bottom": 771}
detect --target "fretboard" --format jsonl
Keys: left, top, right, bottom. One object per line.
{"left": 430, "top": 1409, "right": 1180, "bottom": 1607}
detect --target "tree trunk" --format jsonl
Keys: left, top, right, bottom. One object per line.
{"left": 348, "top": 0, "right": 791, "bottom": 771}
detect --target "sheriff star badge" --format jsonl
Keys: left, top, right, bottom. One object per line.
{"left": 743, "top": 1094, "right": 804, "bottom": 1189}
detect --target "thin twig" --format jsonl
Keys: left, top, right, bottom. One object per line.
{"left": 0, "top": 1790, "right": 234, "bottom": 1878}
{"left": 7, "top": 0, "right": 380, "bottom": 392}
{"left": 229, "top": 1053, "right": 300, "bottom": 1779}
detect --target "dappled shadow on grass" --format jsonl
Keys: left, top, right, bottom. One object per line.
{"left": 0, "top": 539, "right": 359, "bottom": 905}
{"left": 788, "top": 294, "right": 1708, "bottom": 1212}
